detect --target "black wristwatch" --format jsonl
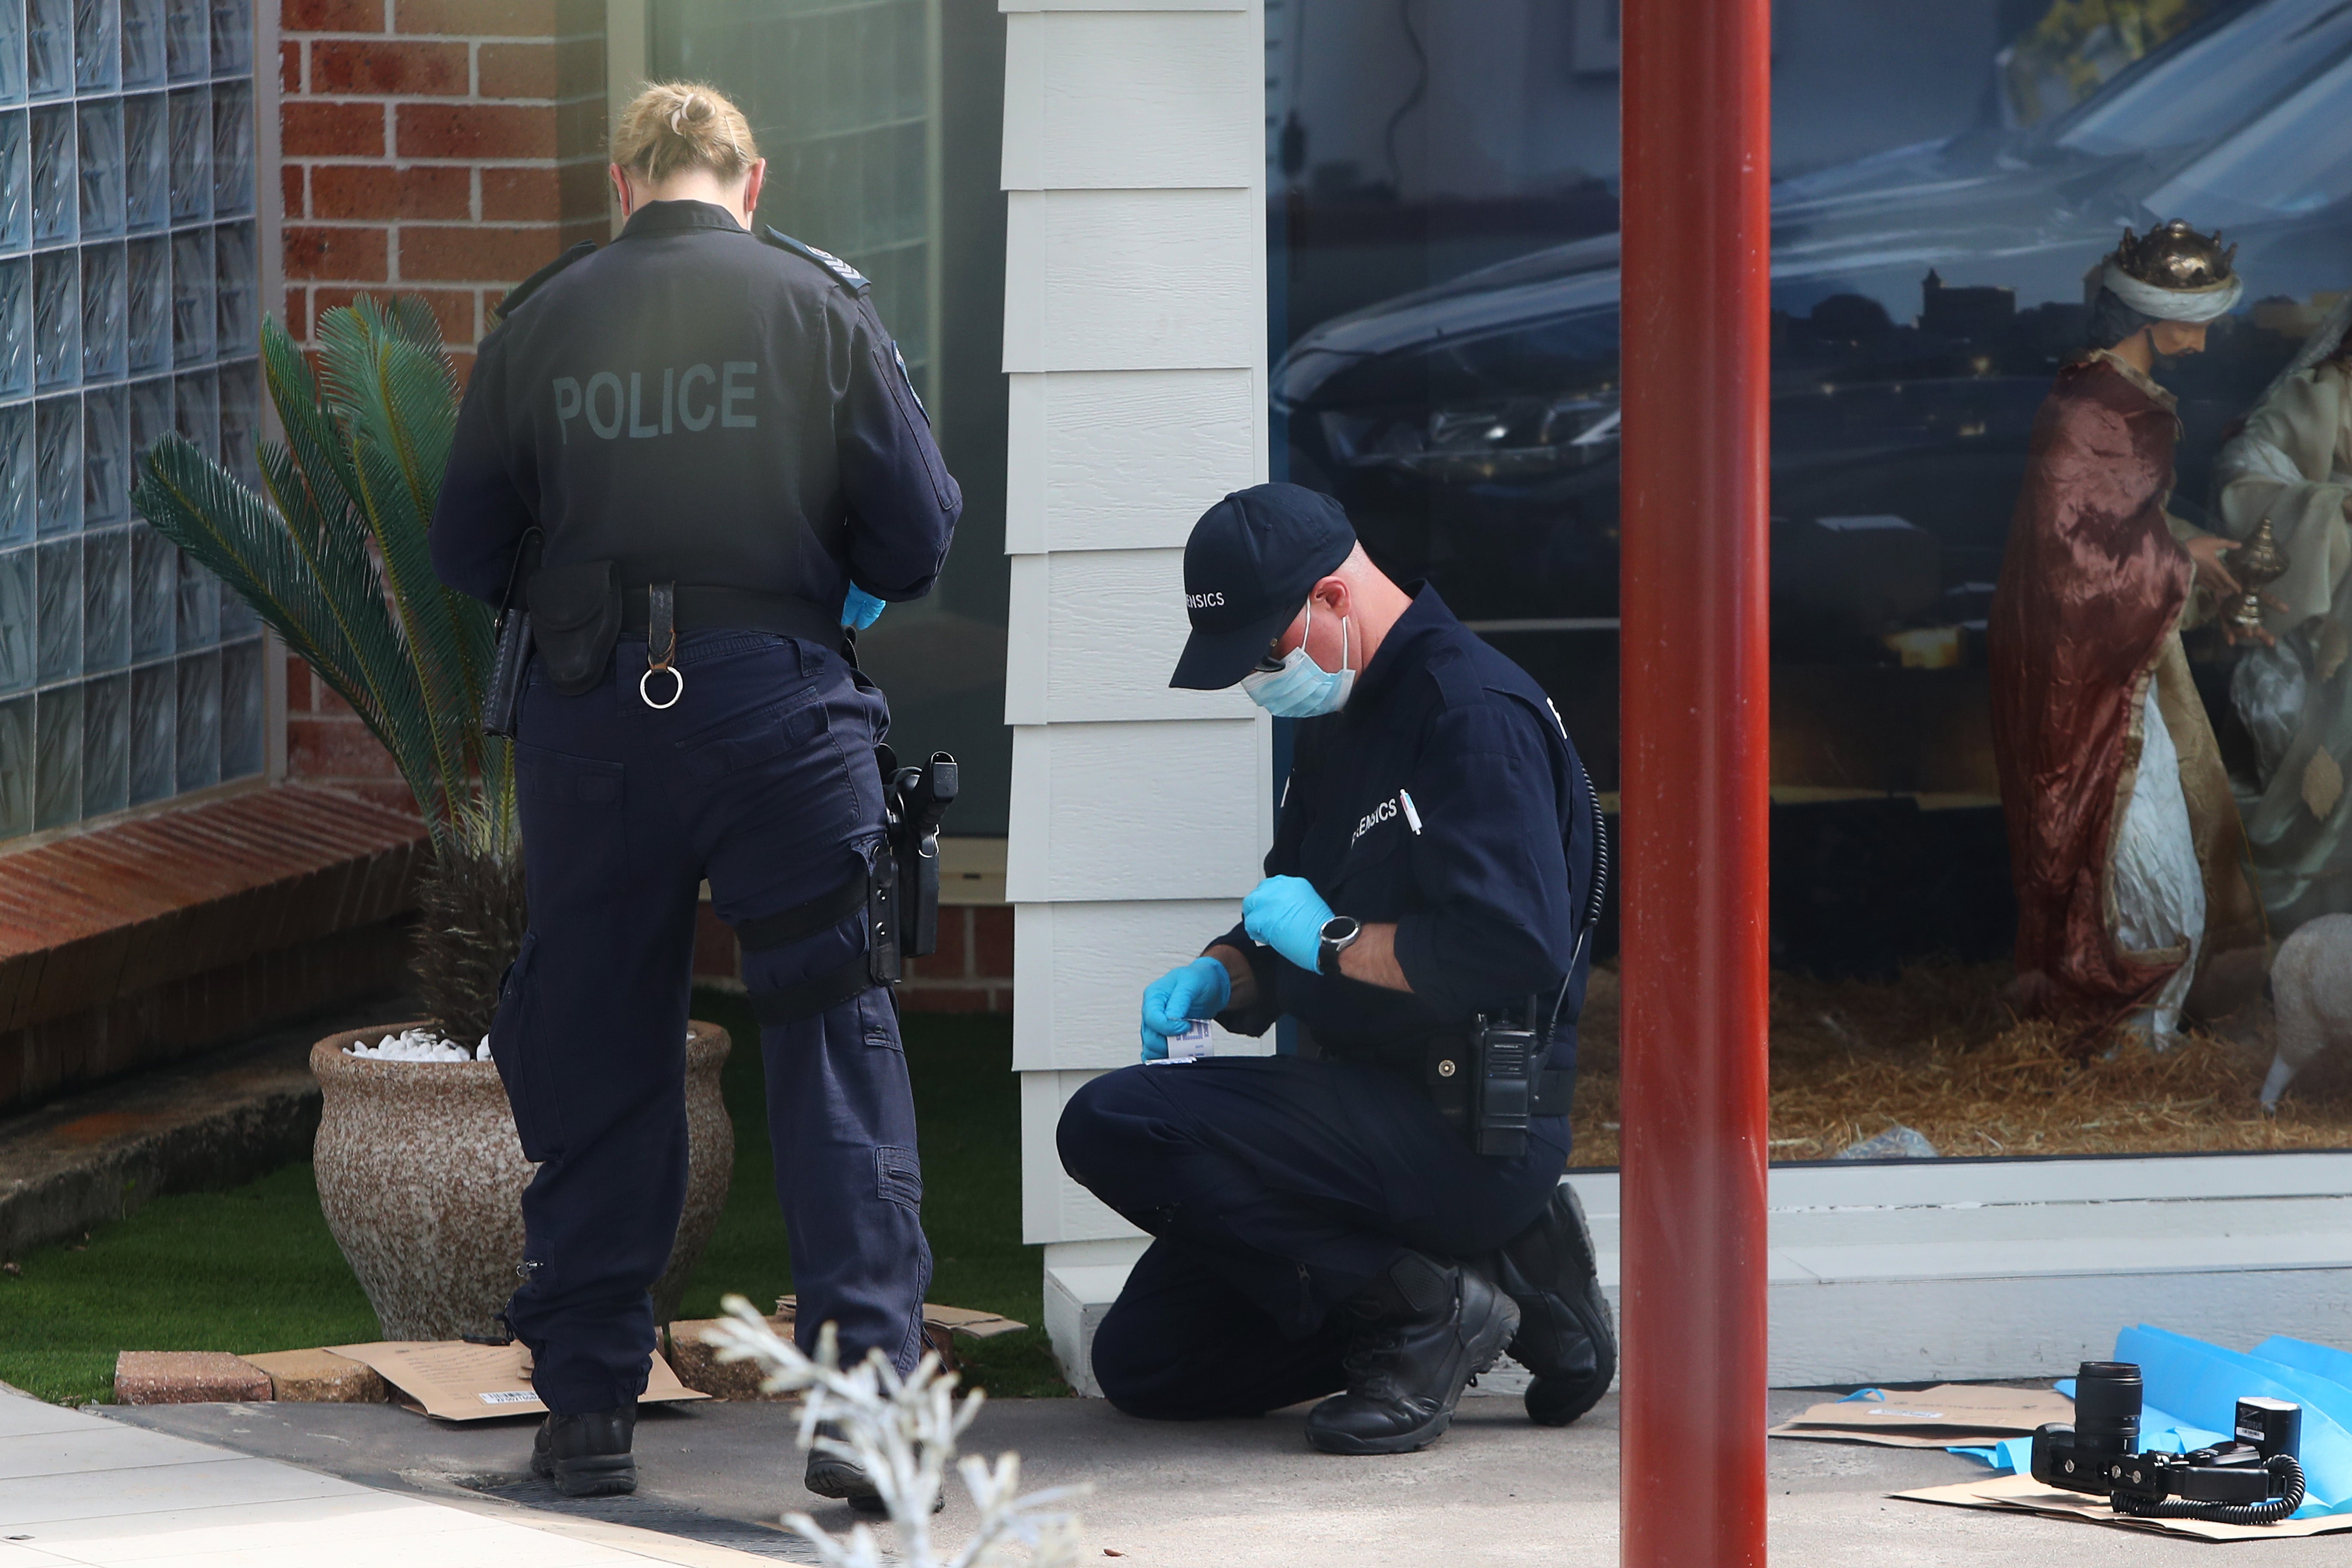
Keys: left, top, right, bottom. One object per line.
{"left": 1317, "top": 915, "right": 1362, "bottom": 976}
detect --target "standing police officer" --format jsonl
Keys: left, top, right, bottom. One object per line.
{"left": 1055, "top": 484, "right": 1614, "bottom": 1454}
{"left": 429, "top": 83, "right": 960, "bottom": 1503}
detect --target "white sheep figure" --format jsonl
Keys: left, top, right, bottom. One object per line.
{"left": 2263, "top": 913, "right": 2352, "bottom": 1111}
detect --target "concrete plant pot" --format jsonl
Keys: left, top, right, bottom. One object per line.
{"left": 309, "top": 1021, "right": 734, "bottom": 1340}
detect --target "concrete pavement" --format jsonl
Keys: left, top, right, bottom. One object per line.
{"left": 0, "top": 1386, "right": 789, "bottom": 1568}
{"left": 95, "top": 1386, "right": 2352, "bottom": 1565}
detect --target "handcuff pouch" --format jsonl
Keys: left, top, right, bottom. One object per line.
{"left": 529, "top": 560, "right": 621, "bottom": 695}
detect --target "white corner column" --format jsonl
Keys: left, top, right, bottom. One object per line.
{"left": 999, "top": 0, "right": 1271, "bottom": 1393}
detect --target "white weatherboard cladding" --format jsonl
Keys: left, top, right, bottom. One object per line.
{"left": 1004, "top": 369, "right": 1259, "bottom": 553}
{"left": 1002, "top": 11, "right": 1260, "bottom": 191}
{"left": 1013, "top": 900, "right": 1267, "bottom": 1069}
{"left": 1004, "top": 1, "right": 1267, "bottom": 1267}
{"left": 1003, "top": 189, "right": 1262, "bottom": 371}
{"left": 1022, "top": 1069, "right": 1152, "bottom": 1243}
{"left": 1006, "top": 720, "right": 1269, "bottom": 903}
{"left": 1043, "top": 1159, "right": 2352, "bottom": 1390}
{"left": 1004, "top": 551, "right": 1261, "bottom": 724}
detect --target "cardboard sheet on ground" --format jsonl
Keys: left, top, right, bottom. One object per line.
{"left": 1895, "top": 1472, "right": 2352, "bottom": 1541}
{"left": 325, "top": 1340, "right": 707, "bottom": 1421}
{"left": 1769, "top": 1385, "right": 2074, "bottom": 1448}
{"left": 774, "top": 1296, "right": 1027, "bottom": 1339}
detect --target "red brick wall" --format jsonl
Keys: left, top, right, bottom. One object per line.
{"left": 277, "top": 0, "right": 608, "bottom": 371}
{"left": 906, "top": 906, "right": 1015, "bottom": 1014}
{"left": 275, "top": 0, "right": 609, "bottom": 799}
{"left": 692, "top": 902, "right": 1015, "bottom": 1015}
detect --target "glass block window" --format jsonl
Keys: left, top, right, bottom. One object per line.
{"left": 652, "top": 0, "right": 941, "bottom": 405}
{"left": 0, "top": 0, "right": 262, "bottom": 841}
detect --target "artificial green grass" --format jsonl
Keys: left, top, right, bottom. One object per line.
{"left": 0, "top": 990, "right": 1065, "bottom": 1404}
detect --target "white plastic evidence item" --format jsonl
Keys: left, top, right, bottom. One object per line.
{"left": 1152, "top": 1019, "right": 1213, "bottom": 1063}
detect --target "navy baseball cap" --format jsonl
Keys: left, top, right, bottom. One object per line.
{"left": 1170, "top": 484, "right": 1357, "bottom": 690}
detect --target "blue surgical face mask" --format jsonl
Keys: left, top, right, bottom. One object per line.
{"left": 1242, "top": 602, "right": 1354, "bottom": 717}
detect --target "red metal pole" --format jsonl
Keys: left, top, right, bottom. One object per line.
{"left": 1618, "top": 0, "right": 1773, "bottom": 1562}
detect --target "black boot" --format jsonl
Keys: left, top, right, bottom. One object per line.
{"left": 1303, "top": 1250, "right": 1519, "bottom": 1455}
{"left": 1489, "top": 1182, "right": 1616, "bottom": 1427}
{"left": 530, "top": 1404, "right": 637, "bottom": 1497}
{"left": 804, "top": 1419, "right": 943, "bottom": 1515}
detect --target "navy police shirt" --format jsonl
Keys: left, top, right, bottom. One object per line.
{"left": 429, "top": 199, "right": 960, "bottom": 608}
{"left": 1216, "top": 586, "right": 1600, "bottom": 1070}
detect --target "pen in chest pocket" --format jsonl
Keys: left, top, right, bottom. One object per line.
{"left": 1399, "top": 790, "right": 1422, "bottom": 834}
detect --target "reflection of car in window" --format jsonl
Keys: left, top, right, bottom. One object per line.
{"left": 1274, "top": 0, "right": 2352, "bottom": 974}
{"left": 1277, "top": 0, "right": 2352, "bottom": 645}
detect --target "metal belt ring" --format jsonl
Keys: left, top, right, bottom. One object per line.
{"left": 639, "top": 664, "right": 685, "bottom": 710}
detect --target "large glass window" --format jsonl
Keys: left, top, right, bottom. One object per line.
{"left": 0, "top": 0, "right": 264, "bottom": 840}
{"left": 1273, "top": 0, "right": 2352, "bottom": 1157}
{"left": 650, "top": 0, "right": 1011, "bottom": 833}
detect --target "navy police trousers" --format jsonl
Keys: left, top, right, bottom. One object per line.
{"left": 493, "top": 630, "right": 932, "bottom": 1415}
{"left": 1056, "top": 1054, "right": 1564, "bottom": 1420}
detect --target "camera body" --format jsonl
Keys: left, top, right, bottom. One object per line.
{"left": 2029, "top": 1361, "right": 2303, "bottom": 1519}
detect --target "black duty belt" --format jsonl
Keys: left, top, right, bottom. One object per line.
{"left": 1299, "top": 1024, "right": 1573, "bottom": 1124}
{"left": 621, "top": 584, "right": 842, "bottom": 648}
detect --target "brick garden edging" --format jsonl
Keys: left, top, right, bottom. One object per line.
{"left": 0, "top": 786, "right": 427, "bottom": 1113}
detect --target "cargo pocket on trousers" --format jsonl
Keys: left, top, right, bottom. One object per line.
{"left": 488, "top": 931, "right": 563, "bottom": 1161}
{"left": 876, "top": 1145, "right": 923, "bottom": 1213}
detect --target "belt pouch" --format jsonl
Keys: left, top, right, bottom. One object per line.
{"left": 1423, "top": 1033, "right": 1473, "bottom": 1133}
{"left": 529, "top": 560, "right": 622, "bottom": 695}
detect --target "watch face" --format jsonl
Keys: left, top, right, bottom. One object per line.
{"left": 1321, "top": 916, "right": 1357, "bottom": 942}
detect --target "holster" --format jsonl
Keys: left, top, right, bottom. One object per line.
{"left": 483, "top": 608, "right": 532, "bottom": 739}
{"left": 730, "top": 746, "right": 959, "bottom": 1027}
{"left": 735, "top": 833, "right": 902, "bottom": 1027}
{"left": 529, "top": 560, "right": 622, "bottom": 695}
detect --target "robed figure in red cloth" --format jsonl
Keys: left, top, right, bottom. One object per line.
{"left": 1990, "top": 223, "right": 2265, "bottom": 1047}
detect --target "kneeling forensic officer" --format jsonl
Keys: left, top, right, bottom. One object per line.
{"left": 1055, "top": 484, "right": 1615, "bottom": 1454}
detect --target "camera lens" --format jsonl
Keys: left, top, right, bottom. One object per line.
{"left": 2073, "top": 1360, "right": 2144, "bottom": 1456}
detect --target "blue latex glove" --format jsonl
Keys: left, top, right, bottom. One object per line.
{"left": 1242, "top": 875, "right": 1336, "bottom": 973}
{"left": 841, "top": 584, "right": 888, "bottom": 630}
{"left": 1140, "top": 956, "right": 1230, "bottom": 1060}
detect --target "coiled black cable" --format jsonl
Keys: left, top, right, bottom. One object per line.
{"left": 2113, "top": 1455, "right": 2305, "bottom": 1525}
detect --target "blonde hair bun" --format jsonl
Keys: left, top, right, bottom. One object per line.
{"left": 614, "top": 81, "right": 759, "bottom": 185}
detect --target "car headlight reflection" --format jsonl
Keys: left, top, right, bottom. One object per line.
{"left": 1321, "top": 390, "right": 1622, "bottom": 481}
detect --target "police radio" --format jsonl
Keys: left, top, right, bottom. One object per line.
{"left": 1470, "top": 1011, "right": 1541, "bottom": 1156}
{"left": 1468, "top": 762, "right": 1612, "bottom": 1157}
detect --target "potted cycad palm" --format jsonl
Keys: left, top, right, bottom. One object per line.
{"left": 133, "top": 297, "right": 732, "bottom": 1339}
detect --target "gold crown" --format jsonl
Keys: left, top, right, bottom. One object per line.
{"left": 2113, "top": 220, "right": 2238, "bottom": 292}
